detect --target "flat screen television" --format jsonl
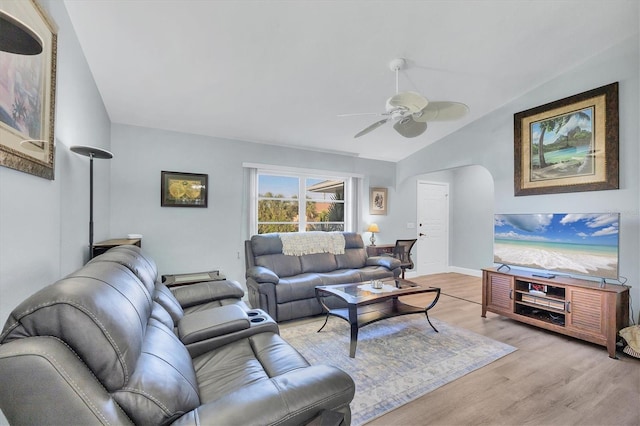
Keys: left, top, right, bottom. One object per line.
{"left": 494, "top": 213, "right": 619, "bottom": 280}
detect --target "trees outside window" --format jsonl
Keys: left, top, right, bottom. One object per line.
{"left": 257, "top": 174, "right": 345, "bottom": 234}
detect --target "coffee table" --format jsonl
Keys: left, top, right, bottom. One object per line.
{"left": 315, "top": 278, "right": 441, "bottom": 357}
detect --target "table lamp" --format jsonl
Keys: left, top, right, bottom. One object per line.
{"left": 367, "top": 223, "right": 380, "bottom": 246}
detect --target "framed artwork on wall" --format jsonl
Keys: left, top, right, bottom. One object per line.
{"left": 369, "top": 187, "right": 387, "bottom": 215}
{"left": 0, "top": 1, "right": 57, "bottom": 179}
{"left": 161, "top": 171, "right": 208, "bottom": 207}
{"left": 514, "top": 82, "right": 619, "bottom": 196}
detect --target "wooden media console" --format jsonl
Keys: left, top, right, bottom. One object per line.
{"left": 482, "top": 267, "right": 630, "bottom": 358}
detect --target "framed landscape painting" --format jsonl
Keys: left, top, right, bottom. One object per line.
{"left": 161, "top": 171, "right": 208, "bottom": 207}
{"left": 0, "top": 1, "right": 57, "bottom": 179}
{"left": 514, "top": 82, "right": 619, "bottom": 196}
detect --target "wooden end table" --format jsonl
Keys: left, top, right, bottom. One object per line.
{"left": 315, "top": 278, "right": 440, "bottom": 358}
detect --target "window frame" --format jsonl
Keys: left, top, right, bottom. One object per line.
{"left": 245, "top": 163, "right": 362, "bottom": 236}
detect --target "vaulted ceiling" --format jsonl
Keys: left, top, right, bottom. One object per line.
{"left": 63, "top": 0, "right": 638, "bottom": 162}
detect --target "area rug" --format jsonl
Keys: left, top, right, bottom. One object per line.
{"left": 280, "top": 315, "right": 516, "bottom": 425}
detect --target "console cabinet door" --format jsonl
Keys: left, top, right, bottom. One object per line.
{"left": 485, "top": 272, "right": 514, "bottom": 315}
{"left": 565, "top": 287, "right": 605, "bottom": 338}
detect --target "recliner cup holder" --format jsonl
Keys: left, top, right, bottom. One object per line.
{"left": 250, "top": 317, "right": 266, "bottom": 323}
{"left": 247, "top": 311, "right": 260, "bottom": 317}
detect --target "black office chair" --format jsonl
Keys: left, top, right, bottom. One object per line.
{"left": 386, "top": 239, "right": 417, "bottom": 279}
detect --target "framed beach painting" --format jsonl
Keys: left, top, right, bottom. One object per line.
{"left": 161, "top": 171, "right": 208, "bottom": 207}
{"left": 369, "top": 187, "right": 387, "bottom": 215}
{"left": 0, "top": 1, "right": 57, "bottom": 179}
{"left": 514, "top": 82, "right": 619, "bottom": 196}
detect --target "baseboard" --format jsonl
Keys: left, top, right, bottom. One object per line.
{"left": 447, "top": 266, "right": 482, "bottom": 277}
{"left": 404, "top": 267, "right": 482, "bottom": 279}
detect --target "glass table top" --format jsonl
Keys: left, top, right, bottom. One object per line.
{"left": 316, "top": 278, "right": 432, "bottom": 304}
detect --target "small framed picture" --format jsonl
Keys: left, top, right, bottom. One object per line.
{"left": 369, "top": 187, "right": 387, "bottom": 215}
{"left": 161, "top": 171, "right": 208, "bottom": 207}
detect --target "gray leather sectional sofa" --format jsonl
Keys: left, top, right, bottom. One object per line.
{"left": 0, "top": 245, "right": 355, "bottom": 425}
{"left": 245, "top": 232, "right": 401, "bottom": 322}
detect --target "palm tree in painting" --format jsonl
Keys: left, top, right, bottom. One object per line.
{"left": 535, "top": 111, "right": 590, "bottom": 169}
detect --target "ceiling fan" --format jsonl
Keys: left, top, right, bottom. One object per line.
{"left": 343, "top": 58, "right": 469, "bottom": 139}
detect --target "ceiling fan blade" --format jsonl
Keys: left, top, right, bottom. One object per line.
{"left": 338, "top": 112, "right": 382, "bottom": 117}
{"left": 387, "top": 91, "right": 429, "bottom": 114}
{"left": 354, "top": 118, "right": 389, "bottom": 138}
{"left": 413, "top": 102, "right": 469, "bottom": 122}
{"left": 393, "top": 117, "right": 427, "bottom": 138}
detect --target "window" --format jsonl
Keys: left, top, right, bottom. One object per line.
{"left": 257, "top": 173, "right": 347, "bottom": 234}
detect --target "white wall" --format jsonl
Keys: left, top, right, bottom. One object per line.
{"left": 0, "top": 1, "right": 111, "bottom": 423}
{"left": 397, "top": 35, "right": 640, "bottom": 321}
{"left": 109, "top": 123, "right": 396, "bottom": 286}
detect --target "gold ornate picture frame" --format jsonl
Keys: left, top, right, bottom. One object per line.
{"left": 0, "top": 1, "right": 57, "bottom": 179}
{"left": 161, "top": 171, "right": 208, "bottom": 207}
{"left": 514, "top": 82, "right": 619, "bottom": 196}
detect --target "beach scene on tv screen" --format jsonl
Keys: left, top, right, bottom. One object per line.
{"left": 494, "top": 213, "right": 619, "bottom": 279}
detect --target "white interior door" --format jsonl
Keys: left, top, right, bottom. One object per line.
{"left": 416, "top": 181, "right": 449, "bottom": 275}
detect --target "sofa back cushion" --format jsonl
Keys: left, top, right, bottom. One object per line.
{"left": 250, "top": 235, "right": 303, "bottom": 278}
{"left": 300, "top": 253, "right": 338, "bottom": 273}
{"left": 153, "top": 282, "right": 185, "bottom": 323}
{"left": 89, "top": 245, "right": 158, "bottom": 294}
{"left": 336, "top": 248, "right": 367, "bottom": 269}
{"left": 343, "top": 232, "right": 365, "bottom": 249}
{"left": 0, "top": 262, "right": 151, "bottom": 391}
{"left": 112, "top": 318, "right": 200, "bottom": 425}
{"left": 255, "top": 254, "right": 302, "bottom": 278}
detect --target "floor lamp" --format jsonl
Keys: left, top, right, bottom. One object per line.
{"left": 70, "top": 145, "right": 113, "bottom": 258}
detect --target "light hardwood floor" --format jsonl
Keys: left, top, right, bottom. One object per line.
{"left": 361, "top": 273, "right": 640, "bottom": 425}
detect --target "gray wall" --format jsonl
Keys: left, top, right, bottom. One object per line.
{"left": 0, "top": 0, "right": 111, "bottom": 326}
{"left": 109, "top": 123, "right": 396, "bottom": 285}
{"left": 0, "top": 1, "right": 111, "bottom": 423}
{"left": 396, "top": 35, "right": 640, "bottom": 320}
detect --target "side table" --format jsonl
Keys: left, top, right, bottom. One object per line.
{"left": 366, "top": 244, "right": 395, "bottom": 257}
{"left": 91, "top": 238, "right": 141, "bottom": 258}
{"left": 161, "top": 270, "right": 226, "bottom": 287}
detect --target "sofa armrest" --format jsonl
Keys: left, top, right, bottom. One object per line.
{"left": 171, "top": 365, "right": 354, "bottom": 426}
{"left": 246, "top": 266, "right": 279, "bottom": 284}
{"left": 177, "top": 305, "right": 250, "bottom": 345}
{"left": 170, "top": 280, "right": 245, "bottom": 308}
{"left": 366, "top": 255, "right": 401, "bottom": 270}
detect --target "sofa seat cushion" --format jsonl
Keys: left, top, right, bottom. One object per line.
{"left": 359, "top": 266, "right": 398, "bottom": 281}
{"left": 193, "top": 332, "right": 309, "bottom": 403}
{"left": 318, "top": 269, "right": 362, "bottom": 285}
{"left": 275, "top": 274, "right": 324, "bottom": 303}
{"left": 182, "top": 298, "right": 250, "bottom": 316}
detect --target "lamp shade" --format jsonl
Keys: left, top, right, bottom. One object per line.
{"left": 367, "top": 223, "right": 380, "bottom": 233}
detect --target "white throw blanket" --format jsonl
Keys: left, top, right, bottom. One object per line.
{"left": 280, "top": 232, "right": 345, "bottom": 256}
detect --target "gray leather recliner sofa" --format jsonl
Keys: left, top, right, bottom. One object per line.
{"left": 0, "top": 245, "right": 355, "bottom": 425}
{"left": 245, "top": 232, "right": 401, "bottom": 322}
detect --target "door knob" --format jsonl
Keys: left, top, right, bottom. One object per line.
{"left": 419, "top": 233, "right": 426, "bottom": 237}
